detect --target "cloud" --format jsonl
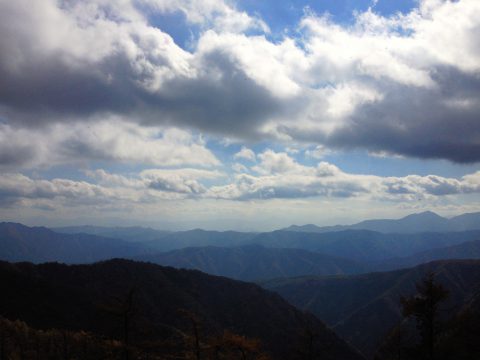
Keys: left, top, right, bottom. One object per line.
{"left": 210, "top": 151, "right": 369, "bottom": 200}
{"left": 305, "top": 145, "right": 329, "bottom": 159}
{"left": 86, "top": 167, "right": 224, "bottom": 197}
{"left": 209, "top": 150, "right": 480, "bottom": 201}
{"left": 312, "top": 68, "right": 480, "bottom": 163}
{"left": 0, "top": 0, "right": 479, "bottom": 163}
{"left": 233, "top": 146, "right": 256, "bottom": 161}
{"left": 383, "top": 172, "right": 480, "bottom": 197}
{"left": 0, "top": 152, "right": 479, "bottom": 218}
{"left": 252, "top": 150, "right": 307, "bottom": 175}
{"left": 278, "top": 1, "right": 480, "bottom": 162}
{"left": 140, "top": 0, "right": 268, "bottom": 32}
{"left": 148, "top": 177, "right": 205, "bottom": 194}
{"left": 232, "top": 163, "right": 249, "bottom": 173}
{"left": 141, "top": 168, "right": 224, "bottom": 195}
{"left": 0, "top": 120, "right": 219, "bottom": 169}
{"left": 0, "top": 173, "right": 118, "bottom": 206}
{"left": 0, "top": 0, "right": 281, "bottom": 139}
{"left": 0, "top": 166, "right": 226, "bottom": 208}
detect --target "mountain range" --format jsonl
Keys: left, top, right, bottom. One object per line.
{"left": 264, "top": 259, "right": 480, "bottom": 358}
{"left": 136, "top": 244, "right": 367, "bottom": 281}
{"left": 253, "top": 229, "right": 480, "bottom": 261}
{"left": 2, "top": 212, "right": 480, "bottom": 359}
{"left": 3, "top": 222, "right": 480, "bottom": 271}
{"left": 143, "top": 229, "right": 257, "bottom": 251}
{"left": 54, "top": 225, "right": 171, "bottom": 242}
{"left": 375, "top": 238, "right": 480, "bottom": 271}
{"left": 284, "top": 211, "right": 480, "bottom": 234}
{"left": 0, "top": 259, "right": 364, "bottom": 360}
{"left": 0, "top": 222, "right": 147, "bottom": 263}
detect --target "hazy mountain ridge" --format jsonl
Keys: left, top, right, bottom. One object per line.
{"left": 374, "top": 238, "right": 480, "bottom": 271}
{"left": 4, "top": 221, "right": 480, "bottom": 266}
{"left": 265, "top": 260, "right": 480, "bottom": 358}
{"left": 284, "top": 211, "right": 480, "bottom": 234}
{"left": 142, "top": 229, "right": 257, "bottom": 251}
{"left": 0, "top": 259, "right": 364, "bottom": 360}
{"left": 252, "top": 229, "right": 480, "bottom": 262}
{"left": 53, "top": 225, "right": 171, "bottom": 242}
{"left": 136, "top": 244, "right": 367, "bottom": 281}
{"left": 0, "top": 222, "right": 147, "bottom": 263}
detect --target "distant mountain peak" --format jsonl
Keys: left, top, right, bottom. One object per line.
{"left": 282, "top": 211, "right": 480, "bottom": 234}
{"left": 283, "top": 224, "right": 322, "bottom": 232}
{"left": 402, "top": 210, "right": 445, "bottom": 220}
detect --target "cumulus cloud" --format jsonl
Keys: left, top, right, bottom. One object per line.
{"left": 0, "top": 173, "right": 120, "bottom": 207}
{"left": 0, "top": 151, "right": 479, "bottom": 218}
{"left": 232, "top": 163, "right": 248, "bottom": 173}
{"left": 383, "top": 173, "right": 480, "bottom": 198}
{"left": 141, "top": 168, "right": 224, "bottom": 195}
{"left": 233, "top": 146, "right": 256, "bottom": 161}
{"left": 0, "top": 120, "right": 219, "bottom": 169}
{"left": 305, "top": 145, "right": 330, "bottom": 159}
{"left": 209, "top": 150, "right": 480, "bottom": 201}
{"left": 0, "top": 0, "right": 282, "bottom": 140}
{"left": 0, "top": 0, "right": 479, "bottom": 163}
{"left": 140, "top": 0, "right": 268, "bottom": 32}
{"left": 86, "top": 167, "right": 224, "bottom": 196}
{"left": 210, "top": 151, "right": 369, "bottom": 200}
{"left": 252, "top": 150, "right": 306, "bottom": 175}
{"left": 0, "top": 166, "right": 225, "bottom": 209}
{"left": 279, "top": 1, "right": 480, "bottom": 162}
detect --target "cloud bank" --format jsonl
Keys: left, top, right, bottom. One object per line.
{"left": 1, "top": 151, "right": 479, "bottom": 209}
{"left": 0, "top": 0, "right": 479, "bottom": 162}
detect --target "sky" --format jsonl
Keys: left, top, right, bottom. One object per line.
{"left": 0, "top": 0, "right": 479, "bottom": 231}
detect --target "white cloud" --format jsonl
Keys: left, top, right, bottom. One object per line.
{"left": 252, "top": 150, "right": 305, "bottom": 175}
{"left": 0, "top": 120, "right": 219, "bottom": 169}
{"left": 0, "top": 173, "right": 123, "bottom": 206}
{"left": 232, "top": 163, "right": 248, "bottom": 173}
{"left": 0, "top": 166, "right": 227, "bottom": 209}
{"left": 0, "top": 155, "right": 479, "bottom": 228}
{"left": 305, "top": 145, "right": 330, "bottom": 159}
{"left": 209, "top": 150, "right": 480, "bottom": 201}
{"left": 141, "top": 168, "right": 224, "bottom": 195}
{"left": 233, "top": 146, "right": 256, "bottom": 162}
{"left": 382, "top": 172, "right": 480, "bottom": 198}
{"left": 140, "top": 0, "right": 268, "bottom": 32}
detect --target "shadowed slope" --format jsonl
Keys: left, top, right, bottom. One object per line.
{"left": 0, "top": 259, "right": 364, "bottom": 360}
{"left": 265, "top": 260, "right": 480, "bottom": 358}
{"left": 136, "top": 244, "right": 367, "bottom": 281}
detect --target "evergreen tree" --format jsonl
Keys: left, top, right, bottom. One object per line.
{"left": 400, "top": 272, "right": 449, "bottom": 360}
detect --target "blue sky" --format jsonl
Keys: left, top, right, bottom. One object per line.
{"left": 152, "top": 0, "right": 420, "bottom": 48}
{"left": 0, "top": 0, "right": 479, "bottom": 230}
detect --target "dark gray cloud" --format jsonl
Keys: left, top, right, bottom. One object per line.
{"left": 0, "top": 48, "right": 290, "bottom": 142}
{"left": 139, "top": 51, "right": 290, "bottom": 139}
{"left": 0, "top": 143, "right": 35, "bottom": 167}
{"left": 0, "top": 57, "right": 135, "bottom": 120}
{"left": 288, "top": 67, "right": 480, "bottom": 163}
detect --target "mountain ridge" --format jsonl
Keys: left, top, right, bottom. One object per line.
{"left": 283, "top": 211, "right": 480, "bottom": 234}
{"left": 0, "top": 258, "right": 365, "bottom": 360}
{"left": 136, "top": 244, "right": 367, "bottom": 281}
{"left": 4, "top": 222, "right": 480, "bottom": 265}
{"left": 0, "top": 222, "right": 147, "bottom": 263}
{"left": 265, "top": 259, "right": 480, "bottom": 358}
{"left": 374, "top": 238, "right": 480, "bottom": 271}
